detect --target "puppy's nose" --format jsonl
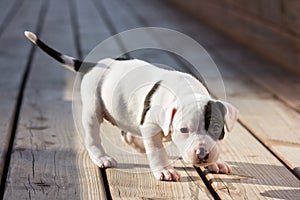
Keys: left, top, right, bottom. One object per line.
{"left": 196, "top": 148, "right": 209, "bottom": 160}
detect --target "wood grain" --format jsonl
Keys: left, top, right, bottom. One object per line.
{"left": 0, "top": 0, "right": 24, "bottom": 37}
{"left": 0, "top": 0, "right": 43, "bottom": 186}
{"left": 212, "top": 43, "right": 300, "bottom": 113}
{"left": 219, "top": 0, "right": 300, "bottom": 36}
{"left": 4, "top": 0, "right": 106, "bottom": 199}
{"left": 93, "top": 0, "right": 184, "bottom": 71}
{"left": 198, "top": 124, "right": 300, "bottom": 200}
{"left": 167, "top": 0, "right": 300, "bottom": 75}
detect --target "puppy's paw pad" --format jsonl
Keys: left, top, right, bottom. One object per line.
{"left": 153, "top": 167, "right": 181, "bottom": 181}
{"left": 89, "top": 154, "right": 117, "bottom": 168}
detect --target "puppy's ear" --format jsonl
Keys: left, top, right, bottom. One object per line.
{"left": 219, "top": 101, "right": 239, "bottom": 132}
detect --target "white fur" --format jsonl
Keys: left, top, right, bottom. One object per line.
{"left": 24, "top": 31, "right": 37, "bottom": 44}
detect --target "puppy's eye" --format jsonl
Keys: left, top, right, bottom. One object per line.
{"left": 180, "top": 127, "right": 189, "bottom": 133}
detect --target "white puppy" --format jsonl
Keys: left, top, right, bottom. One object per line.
{"left": 25, "top": 31, "right": 239, "bottom": 181}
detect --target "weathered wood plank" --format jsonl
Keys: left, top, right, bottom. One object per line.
{"left": 213, "top": 43, "right": 300, "bottom": 113}
{"left": 0, "top": 0, "right": 24, "bottom": 37}
{"left": 167, "top": 0, "right": 300, "bottom": 74}
{"left": 71, "top": 0, "right": 111, "bottom": 198}
{"left": 4, "top": 0, "right": 106, "bottom": 199}
{"left": 230, "top": 0, "right": 261, "bottom": 16}
{"left": 76, "top": 0, "right": 112, "bottom": 58}
{"left": 0, "top": 0, "right": 44, "bottom": 188}
{"left": 121, "top": 0, "right": 300, "bottom": 198}
{"left": 209, "top": 0, "right": 300, "bottom": 36}
{"left": 260, "top": 0, "right": 284, "bottom": 26}
{"left": 198, "top": 124, "right": 300, "bottom": 200}
{"left": 283, "top": 1, "right": 300, "bottom": 36}
{"left": 92, "top": 0, "right": 184, "bottom": 71}
{"left": 74, "top": 0, "right": 130, "bottom": 198}
{"left": 0, "top": 0, "right": 15, "bottom": 23}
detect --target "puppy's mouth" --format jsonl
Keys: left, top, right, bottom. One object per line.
{"left": 193, "top": 157, "right": 209, "bottom": 165}
{"left": 183, "top": 154, "right": 210, "bottom": 166}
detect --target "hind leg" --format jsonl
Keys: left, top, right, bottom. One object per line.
{"left": 82, "top": 107, "right": 117, "bottom": 168}
{"left": 121, "top": 131, "right": 146, "bottom": 153}
{"left": 81, "top": 73, "right": 117, "bottom": 168}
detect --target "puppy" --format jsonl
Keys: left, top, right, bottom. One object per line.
{"left": 24, "top": 31, "right": 239, "bottom": 181}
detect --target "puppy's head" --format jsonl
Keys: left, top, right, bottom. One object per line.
{"left": 161, "top": 95, "right": 239, "bottom": 165}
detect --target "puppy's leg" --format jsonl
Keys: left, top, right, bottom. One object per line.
{"left": 141, "top": 126, "right": 180, "bottom": 181}
{"left": 121, "top": 131, "right": 146, "bottom": 153}
{"left": 81, "top": 71, "right": 117, "bottom": 168}
{"left": 82, "top": 106, "right": 117, "bottom": 168}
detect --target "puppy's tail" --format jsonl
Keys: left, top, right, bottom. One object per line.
{"left": 24, "top": 31, "right": 96, "bottom": 72}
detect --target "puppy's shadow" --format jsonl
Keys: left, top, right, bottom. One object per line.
{"left": 260, "top": 189, "right": 300, "bottom": 199}
{"left": 223, "top": 161, "right": 299, "bottom": 188}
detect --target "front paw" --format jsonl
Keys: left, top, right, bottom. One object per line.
{"left": 89, "top": 153, "right": 117, "bottom": 168}
{"left": 207, "top": 161, "right": 231, "bottom": 174}
{"left": 153, "top": 167, "right": 181, "bottom": 181}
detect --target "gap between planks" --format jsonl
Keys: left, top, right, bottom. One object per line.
{"left": 0, "top": 0, "right": 24, "bottom": 37}
{"left": 0, "top": 0, "right": 49, "bottom": 197}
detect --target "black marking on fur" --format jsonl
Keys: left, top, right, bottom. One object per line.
{"left": 204, "top": 101, "right": 226, "bottom": 140}
{"left": 36, "top": 39, "right": 65, "bottom": 64}
{"left": 115, "top": 57, "right": 134, "bottom": 61}
{"left": 35, "top": 38, "right": 97, "bottom": 73}
{"left": 140, "top": 80, "right": 162, "bottom": 125}
{"left": 73, "top": 59, "right": 97, "bottom": 72}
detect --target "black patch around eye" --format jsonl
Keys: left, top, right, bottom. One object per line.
{"left": 180, "top": 127, "right": 189, "bottom": 133}
{"left": 204, "top": 101, "right": 226, "bottom": 140}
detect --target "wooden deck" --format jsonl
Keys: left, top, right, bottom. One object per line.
{"left": 0, "top": 0, "right": 299, "bottom": 199}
